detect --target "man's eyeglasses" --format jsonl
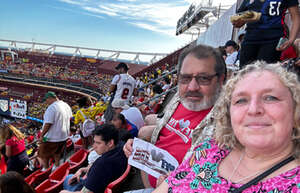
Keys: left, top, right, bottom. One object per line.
{"left": 178, "top": 73, "right": 218, "bottom": 85}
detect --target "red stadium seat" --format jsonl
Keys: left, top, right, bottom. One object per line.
{"left": 0, "top": 155, "right": 7, "bottom": 174}
{"left": 35, "top": 162, "right": 70, "bottom": 193}
{"left": 25, "top": 169, "right": 41, "bottom": 186}
{"left": 69, "top": 149, "right": 88, "bottom": 174}
{"left": 104, "top": 164, "right": 131, "bottom": 193}
{"left": 66, "top": 138, "right": 74, "bottom": 153}
{"left": 29, "top": 163, "right": 54, "bottom": 187}
{"left": 74, "top": 138, "right": 83, "bottom": 151}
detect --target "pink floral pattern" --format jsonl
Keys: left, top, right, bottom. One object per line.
{"left": 167, "top": 139, "right": 300, "bottom": 193}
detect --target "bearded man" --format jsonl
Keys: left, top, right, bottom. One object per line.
{"left": 124, "top": 44, "right": 226, "bottom": 188}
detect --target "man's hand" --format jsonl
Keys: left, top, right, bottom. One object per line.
{"left": 68, "top": 174, "right": 78, "bottom": 185}
{"left": 60, "top": 190, "right": 71, "bottom": 193}
{"left": 231, "top": 18, "right": 246, "bottom": 28}
{"left": 156, "top": 174, "right": 169, "bottom": 187}
{"left": 68, "top": 169, "right": 83, "bottom": 184}
{"left": 123, "top": 139, "right": 133, "bottom": 158}
{"left": 37, "top": 136, "right": 43, "bottom": 145}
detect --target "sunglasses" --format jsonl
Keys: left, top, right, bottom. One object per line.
{"left": 178, "top": 73, "right": 218, "bottom": 85}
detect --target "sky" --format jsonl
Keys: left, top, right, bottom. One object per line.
{"left": 0, "top": 0, "right": 236, "bottom": 59}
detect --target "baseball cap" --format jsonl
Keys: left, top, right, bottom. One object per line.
{"left": 111, "top": 99, "right": 130, "bottom": 110}
{"left": 115, "top": 62, "right": 129, "bottom": 71}
{"left": 225, "top": 40, "right": 238, "bottom": 48}
{"left": 43, "top": 91, "right": 57, "bottom": 102}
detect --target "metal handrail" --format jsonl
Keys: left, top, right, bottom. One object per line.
{"left": 136, "top": 86, "right": 177, "bottom": 107}
{"left": 26, "top": 140, "right": 38, "bottom": 149}
{"left": 141, "top": 68, "right": 177, "bottom": 89}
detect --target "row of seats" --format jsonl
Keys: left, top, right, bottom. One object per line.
{"left": 35, "top": 162, "right": 69, "bottom": 193}
{"left": 24, "top": 138, "right": 131, "bottom": 193}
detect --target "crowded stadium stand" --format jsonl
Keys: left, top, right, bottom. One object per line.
{"left": 3, "top": 0, "right": 298, "bottom": 192}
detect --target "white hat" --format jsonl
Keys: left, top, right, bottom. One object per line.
{"left": 111, "top": 99, "right": 130, "bottom": 110}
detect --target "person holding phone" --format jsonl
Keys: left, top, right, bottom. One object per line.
{"left": 232, "top": 0, "right": 300, "bottom": 68}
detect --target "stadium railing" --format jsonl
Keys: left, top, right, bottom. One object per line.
{"left": 135, "top": 68, "right": 177, "bottom": 108}
{"left": 140, "top": 68, "right": 177, "bottom": 89}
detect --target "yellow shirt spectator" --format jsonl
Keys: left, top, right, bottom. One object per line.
{"left": 74, "top": 106, "right": 105, "bottom": 125}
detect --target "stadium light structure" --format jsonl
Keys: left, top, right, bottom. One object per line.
{"left": 0, "top": 39, "right": 168, "bottom": 65}
{"left": 176, "top": 0, "right": 232, "bottom": 36}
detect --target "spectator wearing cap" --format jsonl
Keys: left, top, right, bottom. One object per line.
{"left": 109, "top": 62, "right": 137, "bottom": 104}
{"left": 111, "top": 99, "right": 144, "bottom": 131}
{"left": 104, "top": 62, "right": 137, "bottom": 123}
{"left": 38, "top": 91, "right": 73, "bottom": 171}
{"left": 224, "top": 40, "right": 239, "bottom": 67}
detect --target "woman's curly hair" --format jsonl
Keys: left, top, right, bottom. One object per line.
{"left": 213, "top": 61, "right": 300, "bottom": 158}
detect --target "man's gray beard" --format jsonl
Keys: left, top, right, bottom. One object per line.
{"left": 180, "top": 84, "right": 221, "bottom": 111}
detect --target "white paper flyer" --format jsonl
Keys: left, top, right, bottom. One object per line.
{"left": 128, "top": 138, "right": 179, "bottom": 178}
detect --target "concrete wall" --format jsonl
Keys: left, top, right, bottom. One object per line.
{"left": 196, "top": 4, "right": 236, "bottom": 47}
{"left": 197, "top": 0, "right": 300, "bottom": 48}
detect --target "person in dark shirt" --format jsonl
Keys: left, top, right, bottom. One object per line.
{"left": 233, "top": 0, "right": 300, "bottom": 68}
{"left": 60, "top": 124, "right": 128, "bottom": 193}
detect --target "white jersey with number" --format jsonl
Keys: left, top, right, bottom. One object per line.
{"left": 111, "top": 73, "right": 136, "bottom": 104}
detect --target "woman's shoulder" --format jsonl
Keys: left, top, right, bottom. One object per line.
{"left": 243, "top": 166, "right": 300, "bottom": 192}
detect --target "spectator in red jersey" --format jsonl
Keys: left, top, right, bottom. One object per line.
{"left": 0, "top": 124, "right": 29, "bottom": 175}
{"left": 124, "top": 44, "right": 226, "bottom": 188}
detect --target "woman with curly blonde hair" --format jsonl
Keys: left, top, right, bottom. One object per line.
{"left": 154, "top": 61, "right": 300, "bottom": 192}
{"left": 0, "top": 124, "right": 29, "bottom": 175}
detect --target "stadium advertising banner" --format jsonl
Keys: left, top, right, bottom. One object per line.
{"left": 0, "top": 98, "right": 10, "bottom": 116}
{"left": 9, "top": 99, "right": 27, "bottom": 119}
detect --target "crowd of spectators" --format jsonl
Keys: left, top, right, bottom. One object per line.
{"left": 0, "top": 7, "right": 299, "bottom": 191}
{"left": 0, "top": 59, "right": 113, "bottom": 95}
